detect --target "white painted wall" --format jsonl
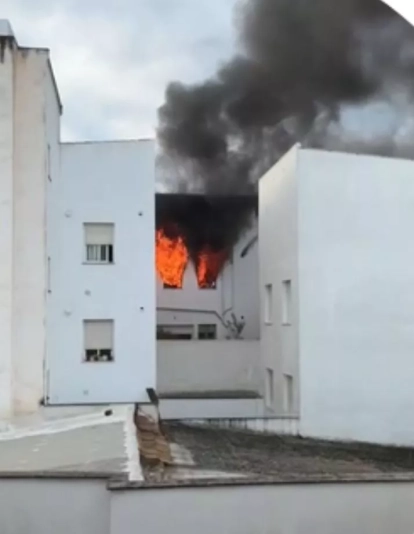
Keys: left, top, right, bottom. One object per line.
{"left": 13, "top": 49, "right": 61, "bottom": 414}
{"left": 47, "top": 140, "right": 156, "bottom": 404}
{"left": 2, "top": 477, "right": 414, "bottom": 534}
{"left": 112, "top": 481, "right": 414, "bottom": 534}
{"left": 157, "top": 340, "right": 260, "bottom": 396}
{"left": 262, "top": 146, "right": 414, "bottom": 445}
{"left": 259, "top": 145, "right": 300, "bottom": 415}
{"left": 0, "top": 24, "right": 61, "bottom": 418}
{"left": 0, "top": 35, "right": 15, "bottom": 418}
{"left": 297, "top": 149, "right": 414, "bottom": 446}
{"left": 157, "top": 217, "right": 259, "bottom": 340}
{"left": 0, "top": 479, "right": 110, "bottom": 534}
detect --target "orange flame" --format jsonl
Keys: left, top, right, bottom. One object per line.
{"left": 156, "top": 229, "right": 189, "bottom": 288}
{"left": 196, "top": 247, "right": 228, "bottom": 289}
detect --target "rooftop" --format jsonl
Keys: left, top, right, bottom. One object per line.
{"left": 0, "top": 406, "right": 141, "bottom": 481}
{"left": 136, "top": 418, "right": 414, "bottom": 488}
{"left": 0, "top": 19, "right": 14, "bottom": 38}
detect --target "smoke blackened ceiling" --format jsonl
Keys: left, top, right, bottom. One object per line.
{"left": 158, "top": 0, "right": 414, "bottom": 195}
{"left": 155, "top": 193, "right": 257, "bottom": 259}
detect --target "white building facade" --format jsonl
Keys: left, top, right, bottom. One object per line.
{"left": 0, "top": 21, "right": 61, "bottom": 417}
{"left": 46, "top": 140, "right": 156, "bottom": 405}
{"left": 260, "top": 144, "right": 414, "bottom": 446}
{"left": 0, "top": 22, "right": 156, "bottom": 417}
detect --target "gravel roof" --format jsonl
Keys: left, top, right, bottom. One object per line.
{"left": 139, "top": 422, "right": 414, "bottom": 486}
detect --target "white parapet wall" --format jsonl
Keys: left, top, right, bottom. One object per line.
{"left": 157, "top": 340, "right": 261, "bottom": 397}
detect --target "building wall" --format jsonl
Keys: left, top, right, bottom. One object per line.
{"left": 0, "top": 32, "right": 60, "bottom": 418}
{"left": 112, "top": 481, "right": 414, "bottom": 534}
{"left": 2, "top": 478, "right": 414, "bottom": 534}
{"left": 298, "top": 149, "right": 414, "bottom": 445}
{"left": 259, "top": 145, "right": 300, "bottom": 415}
{"left": 0, "top": 37, "right": 15, "bottom": 417}
{"left": 47, "top": 140, "right": 156, "bottom": 404}
{"left": 157, "top": 218, "right": 259, "bottom": 341}
{"left": 157, "top": 340, "right": 260, "bottom": 395}
{"left": 0, "top": 479, "right": 109, "bottom": 534}
{"left": 12, "top": 48, "right": 60, "bottom": 414}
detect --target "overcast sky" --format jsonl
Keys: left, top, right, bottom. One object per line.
{"left": 2, "top": 0, "right": 237, "bottom": 141}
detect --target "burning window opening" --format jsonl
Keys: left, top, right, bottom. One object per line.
{"left": 156, "top": 228, "right": 189, "bottom": 289}
{"left": 156, "top": 228, "right": 229, "bottom": 290}
{"left": 155, "top": 193, "right": 257, "bottom": 289}
{"left": 196, "top": 247, "right": 228, "bottom": 290}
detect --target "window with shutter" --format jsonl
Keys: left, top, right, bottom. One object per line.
{"left": 84, "top": 320, "right": 114, "bottom": 362}
{"left": 84, "top": 223, "right": 114, "bottom": 264}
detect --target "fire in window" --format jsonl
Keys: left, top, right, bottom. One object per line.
{"left": 196, "top": 247, "right": 226, "bottom": 289}
{"left": 84, "top": 223, "right": 114, "bottom": 264}
{"left": 197, "top": 324, "right": 217, "bottom": 340}
{"left": 84, "top": 320, "right": 114, "bottom": 362}
{"left": 156, "top": 228, "right": 188, "bottom": 289}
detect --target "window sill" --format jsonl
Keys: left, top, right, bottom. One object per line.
{"left": 83, "top": 360, "right": 115, "bottom": 364}
{"left": 82, "top": 262, "right": 115, "bottom": 266}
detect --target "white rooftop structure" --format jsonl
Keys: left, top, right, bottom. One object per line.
{"left": 0, "top": 19, "right": 14, "bottom": 38}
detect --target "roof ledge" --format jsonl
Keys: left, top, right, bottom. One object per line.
{"left": 0, "top": 20, "right": 15, "bottom": 39}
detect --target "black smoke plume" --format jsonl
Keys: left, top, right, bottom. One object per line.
{"left": 158, "top": 0, "right": 414, "bottom": 196}
{"left": 156, "top": 193, "right": 257, "bottom": 261}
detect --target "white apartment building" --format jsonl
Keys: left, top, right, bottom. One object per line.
{"left": 260, "top": 144, "right": 414, "bottom": 447}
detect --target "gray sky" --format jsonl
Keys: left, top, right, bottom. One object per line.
{"left": 3, "top": 0, "right": 236, "bottom": 141}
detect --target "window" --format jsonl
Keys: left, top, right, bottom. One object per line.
{"left": 265, "top": 368, "right": 274, "bottom": 409}
{"left": 157, "top": 324, "right": 194, "bottom": 340}
{"left": 282, "top": 280, "right": 292, "bottom": 325}
{"left": 283, "top": 374, "right": 294, "bottom": 413}
{"left": 264, "top": 283, "right": 273, "bottom": 324}
{"left": 198, "top": 324, "right": 217, "bottom": 340}
{"left": 84, "top": 223, "right": 114, "bottom": 264}
{"left": 84, "top": 320, "right": 114, "bottom": 362}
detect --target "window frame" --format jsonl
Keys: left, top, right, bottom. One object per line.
{"left": 83, "top": 319, "right": 114, "bottom": 363}
{"left": 197, "top": 324, "right": 217, "bottom": 340}
{"left": 84, "top": 223, "right": 115, "bottom": 265}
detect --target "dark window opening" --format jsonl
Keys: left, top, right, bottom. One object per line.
{"left": 85, "top": 348, "right": 114, "bottom": 362}
{"left": 198, "top": 324, "right": 217, "bottom": 340}
{"left": 157, "top": 325, "right": 193, "bottom": 340}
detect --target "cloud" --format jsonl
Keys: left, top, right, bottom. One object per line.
{"left": 2, "top": 0, "right": 236, "bottom": 141}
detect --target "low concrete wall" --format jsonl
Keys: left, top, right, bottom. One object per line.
{"left": 0, "top": 478, "right": 109, "bottom": 534}
{"left": 157, "top": 340, "right": 260, "bottom": 396}
{"left": 111, "top": 481, "right": 414, "bottom": 534}
{"left": 2, "top": 477, "right": 414, "bottom": 533}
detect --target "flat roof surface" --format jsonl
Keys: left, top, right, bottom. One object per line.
{"left": 137, "top": 422, "right": 414, "bottom": 488}
{"left": 0, "top": 406, "right": 141, "bottom": 481}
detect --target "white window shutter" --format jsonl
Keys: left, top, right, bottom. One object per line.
{"left": 84, "top": 224, "right": 114, "bottom": 245}
{"left": 84, "top": 320, "right": 113, "bottom": 349}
